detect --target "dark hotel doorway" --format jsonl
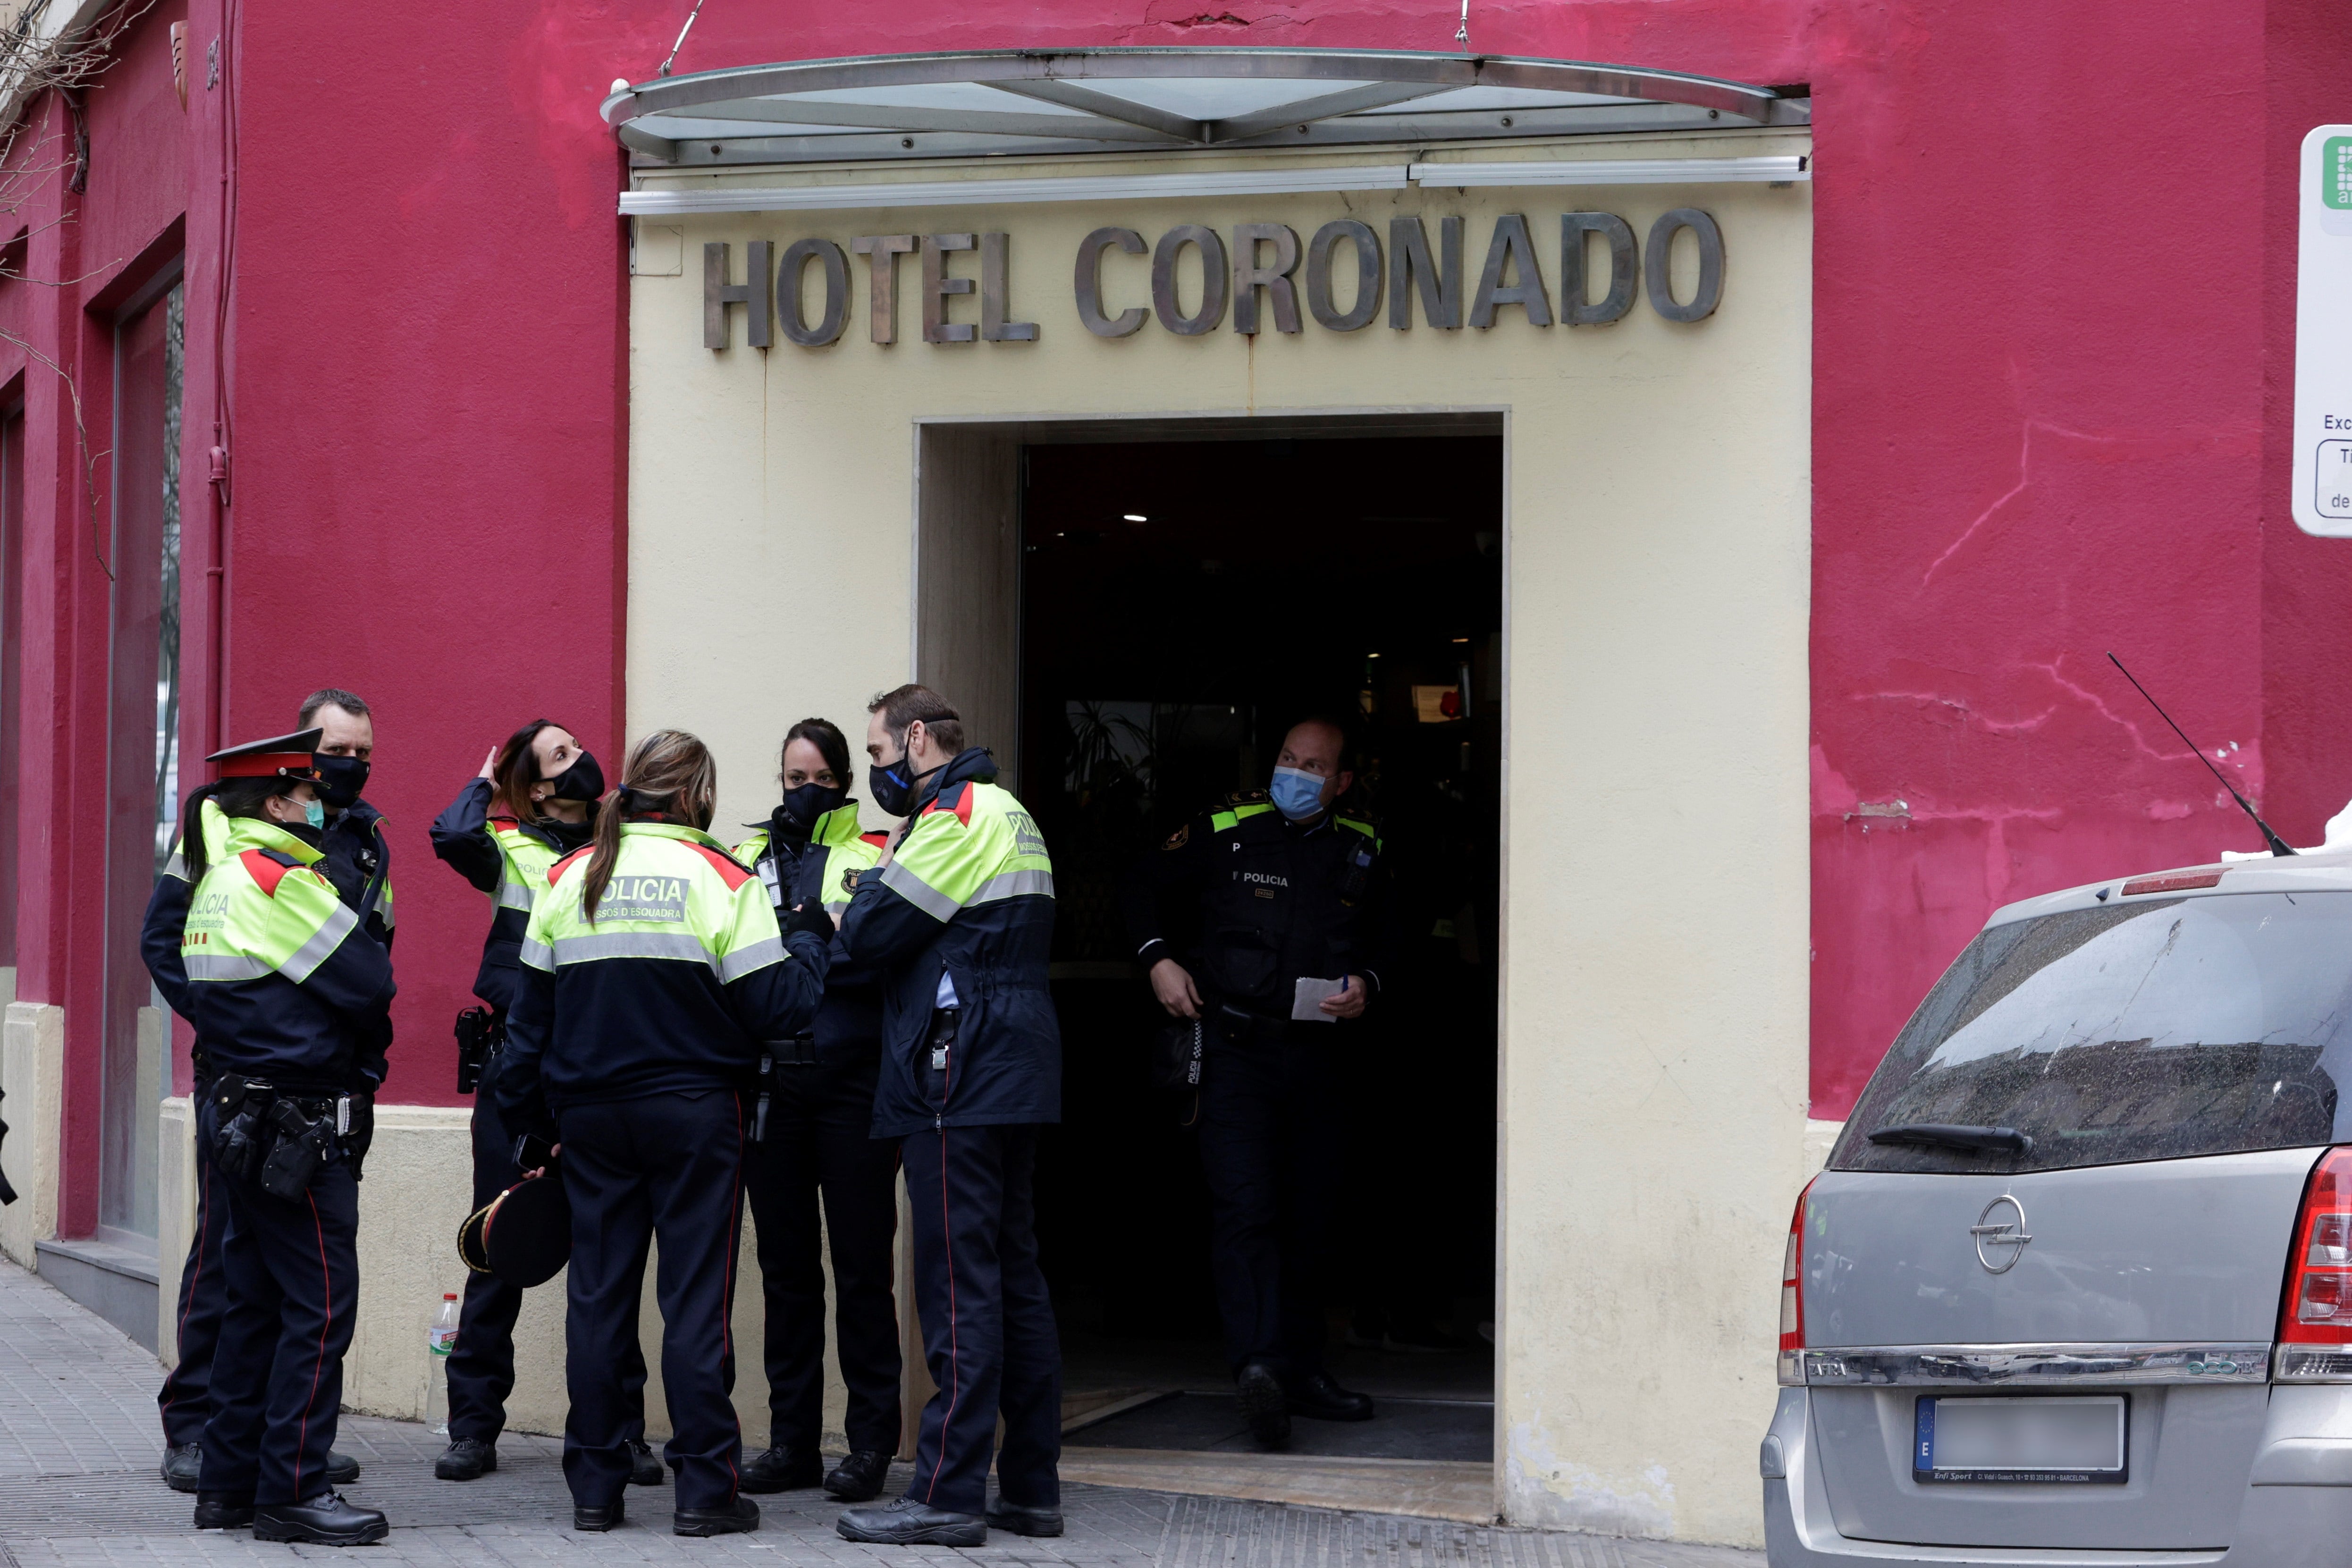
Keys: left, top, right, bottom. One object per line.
{"left": 1016, "top": 427, "right": 1503, "bottom": 1480}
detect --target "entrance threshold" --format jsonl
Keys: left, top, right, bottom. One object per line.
{"left": 1059, "top": 1447, "right": 1494, "bottom": 1524}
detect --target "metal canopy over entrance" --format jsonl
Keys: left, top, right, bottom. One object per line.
{"left": 603, "top": 47, "right": 1809, "bottom": 168}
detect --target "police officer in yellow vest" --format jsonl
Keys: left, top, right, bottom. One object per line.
{"left": 834, "top": 686, "right": 1063, "bottom": 1548}
{"left": 495, "top": 730, "right": 833, "bottom": 1537}
{"left": 145, "top": 693, "right": 392, "bottom": 1497}
{"left": 427, "top": 720, "right": 658, "bottom": 1486}
{"left": 731, "top": 718, "right": 901, "bottom": 1501}
{"left": 154, "top": 730, "right": 396, "bottom": 1545}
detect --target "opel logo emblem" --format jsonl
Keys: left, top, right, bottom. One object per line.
{"left": 1970, "top": 1194, "right": 2032, "bottom": 1273}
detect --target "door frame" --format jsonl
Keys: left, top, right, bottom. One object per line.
{"left": 904, "top": 407, "right": 1512, "bottom": 1509}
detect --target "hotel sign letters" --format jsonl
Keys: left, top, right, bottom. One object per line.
{"left": 702, "top": 209, "right": 1723, "bottom": 350}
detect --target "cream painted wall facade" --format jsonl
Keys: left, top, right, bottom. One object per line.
{"left": 626, "top": 129, "right": 1812, "bottom": 1546}
{"left": 0, "top": 1001, "right": 62, "bottom": 1269}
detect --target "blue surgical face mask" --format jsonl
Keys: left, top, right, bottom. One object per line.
{"left": 302, "top": 798, "right": 326, "bottom": 830}
{"left": 1269, "top": 765, "right": 1328, "bottom": 821}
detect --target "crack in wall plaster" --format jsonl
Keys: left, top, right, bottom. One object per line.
{"left": 1917, "top": 417, "right": 2258, "bottom": 588}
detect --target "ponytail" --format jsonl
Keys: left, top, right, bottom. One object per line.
{"left": 177, "top": 775, "right": 303, "bottom": 883}
{"left": 176, "top": 781, "right": 226, "bottom": 883}
{"left": 579, "top": 728, "right": 718, "bottom": 925}
{"left": 580, "top": 787, "right": 627, "bottom": 926}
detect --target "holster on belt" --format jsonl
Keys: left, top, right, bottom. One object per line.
{"left": 752, "top": 1033, "right": 818, "bottom": 1142}
{"left": 455, "top": 1006, "right": 505, "bottom": 1096}
{"left": 923, "top": 1008, "right": 959, "bottom": 1108}
{"left": 210, "top": 1075, "right": 348, "bottom": 1197}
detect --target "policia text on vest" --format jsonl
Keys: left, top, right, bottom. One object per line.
{"left": 494, "top": 810, "right": 830, "bottom": 1522}
{"left": 702, "top": 207, "right": 1726, "bottom": 349}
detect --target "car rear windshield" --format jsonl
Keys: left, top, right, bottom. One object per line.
{"left": 1832, "top": 891, "right": 2352, "bottom": 1174}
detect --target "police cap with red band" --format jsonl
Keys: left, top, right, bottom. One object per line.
{"left": 206, "top": 727, "right": 325, "bottom": 783}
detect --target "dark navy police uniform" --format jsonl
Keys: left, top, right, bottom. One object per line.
{"left": 838, "top": 748, "right": 1062, "bottom": 1525}
{"left": 428, "top": 778, "right": 650, "bottom": 1465}
{"left": 145, "top": 790, "right": 390, "bottom": 1475}
{"left": 734, "top": 804, "right": 901, "bottom": 1478}
{"left": 497, "top": 820, "right": 828, "bottom": 1527}
{"left": 1121, "top": 792, "right": 1393, "bottom": 1382}
{"left": 160, "top": 761, "right": 395, "bottom": 1537}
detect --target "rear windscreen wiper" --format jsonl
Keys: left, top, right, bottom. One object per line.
{"left": 1866, "top": 1122, "right": 2033, "bottom": 1155}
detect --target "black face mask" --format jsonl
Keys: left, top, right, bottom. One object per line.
{"left": 868, "top": 754, "right": 943, "bottom": 819}
{"left": 781, "top": 781, "right": 847, "bottom": 831}
{"left": 546, "top": 750, "right": 605, "bottom": 804}
{"left": 313, "top": 754, "right": 370, "bottom": 811}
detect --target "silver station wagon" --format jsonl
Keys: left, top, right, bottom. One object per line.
{"left": 1764, "top": 851, "right": 2352, "bottom": 1566}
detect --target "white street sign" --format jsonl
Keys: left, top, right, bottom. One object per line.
{"left": 2294, "top": 126, "right": 2352, "bottom": 535}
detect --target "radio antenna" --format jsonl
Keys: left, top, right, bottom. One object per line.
{"left": 2107, "top": 651, "right": 2295, "bottom": 857}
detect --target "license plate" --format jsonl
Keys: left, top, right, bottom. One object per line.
{"left": 1913, "top": 1395, "right": 2127, "bottom": 1484}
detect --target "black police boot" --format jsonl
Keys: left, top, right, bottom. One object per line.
{"left": 1289, "top": 1370, "right": 1375, "bottom": 1422}
{"left": 837, "top": 1495, "right": 987, "bottom": 1547}
{"left": 326, "top": 1450, "right": 362, "bottom": 1484}
{"left": 574, "top": 1498, "right": 625, "bottom": 1532}
{"left": 252, "top": 1492, "right": 390, "bottom": 1546}
{"left": 823, "top": 1449, "right": 892, "bottom": 1501}
{"left": 739, "top": 1443, "right": 823, "bottom": 1493}
{"left": 160, "top": 1442, "right": 202, "bottom": 1493}
{"left": 674, "top": 1495, "right": 760, "bottom": 1537}
{"left": 627, "top": 1438, "right": 665, "bottom": 1487}
{"left": 986, "top": 1499, "right": 1065, "bottom": 1537}
{"left": 1235, "top": 1360, "right": 1291, "bottom": 1449}
{"left": 193, "top": 1492, "right": 254, "bottom": 1530}
{"left": 433, "top": 1437, "right": 498, "bottom": 1480}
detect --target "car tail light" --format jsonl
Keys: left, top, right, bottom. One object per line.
{"left": 1778, "top": 1179, "right": 1815, "bottom": 1386}
{"left": 2276, "top": 1147, "right": 2352, "bottom": 1382}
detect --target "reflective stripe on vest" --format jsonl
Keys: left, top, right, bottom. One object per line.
{"left": 878, "top": 781, "right": 1052, "bottom": 922}
{"left": 523, "top": 821, "right": 792, "bottom": 985}
{"left": 182, "top": 818, "right": 358, "bottom": 983}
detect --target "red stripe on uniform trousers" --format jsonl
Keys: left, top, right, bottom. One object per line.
{"left": 724, "top": 1093, "right": 745, "bottom": 1492}
{"left": 296, "top": 1191, "right": 334, "bottom": 1500}
{"left": 926, "top": 1126, "right": 960, "bottom": 1503}
{"left": 161, "top": 1158, "right": 212, "bottom": 1428}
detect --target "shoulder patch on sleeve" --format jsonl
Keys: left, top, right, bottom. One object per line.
{"left": 238, "top": 848, "right": 300, "bottom": 896}
{"left": 922, "top": 784, "right": 977, "bottom": 828}
{"left": 860, "top": 830, "right": 890, "bottom": 848}
{"left": 548, "top": 846, "right": 592, "bottom": 886}
{"left": 1163, "top": 823, "right": 1190, "bottom": 851}
{"left": 685, "top": 841, "right": 756, "bottom": 891}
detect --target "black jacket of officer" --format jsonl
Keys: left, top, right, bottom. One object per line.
{"left": 429, "top": 777, "right": 592, "bottom": 1014}
{"left": 1120, "top": 790, "right": 1396, "bottom": 1021}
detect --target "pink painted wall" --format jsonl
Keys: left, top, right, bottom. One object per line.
{"left": 247, "top": 0, "right": 2352, "bottom": 1111}
{"left": 13, "top": 0, "right": 2350, "bottom": 1141}
{"left": 208, "top": 1, "right": 636, "bottom": 1105}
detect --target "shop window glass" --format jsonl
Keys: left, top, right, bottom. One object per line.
{"left": 101, "top": 279, "right": 182, "bottom": 1243}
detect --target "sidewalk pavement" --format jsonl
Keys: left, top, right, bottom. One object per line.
{"left": 0, "top": 1257, "right": 1761, "bottom": 1568}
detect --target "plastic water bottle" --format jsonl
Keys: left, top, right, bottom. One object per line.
{"left": 425, "top": 1292, "right": 459, "bottom": 1434}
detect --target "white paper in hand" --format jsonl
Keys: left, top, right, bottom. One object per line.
{"left": 1292, "top": 976, "right": 1345, "bottom": 1022}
